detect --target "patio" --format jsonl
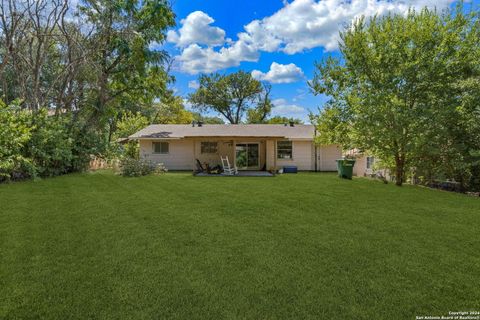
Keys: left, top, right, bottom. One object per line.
{"left": 194, "top": 171, "right": 274, "bottom": 177}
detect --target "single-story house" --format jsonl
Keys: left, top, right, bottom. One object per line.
{"left": 345, "top": 149, "right": 391, "bottom": 179}
{"left": 353, "top": 154, "right": 376, "bottom": 177}
{"left": 129, "top": 123, "right": 341, "bottom": 172}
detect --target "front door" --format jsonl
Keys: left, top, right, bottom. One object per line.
{"left": 235, "top": 143, "right": 259, "bottom": 170}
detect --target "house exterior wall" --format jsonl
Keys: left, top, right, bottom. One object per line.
{"left": 265, "top": 140, "right": 275, "bottom": 170}
{"left": 318, "top": 144, "right": 342, "bottom": 171}
{"left": 352, "top": 155, "right": 392, "bottom": 180}
{"left": 277, "top": 140, "right": 313, "bottom": 171}
{"left": 139, "top": 139, "right": 194, "bottom": 170}
{"left": 139, "top": 138, "right": 342, "bottom": 172}
{"left": 353, "top": 156, "right": 368, "bottom": 176}
{"left": 194, "top": 139, "right": 235, "bottom": 169}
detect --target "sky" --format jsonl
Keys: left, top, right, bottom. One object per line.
{"left": 159, "top": 0, "right": 477, "bottom": 123}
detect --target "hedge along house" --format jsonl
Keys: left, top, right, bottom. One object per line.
{"left": 129, "top": 123, "right": 341, "bottom": 172}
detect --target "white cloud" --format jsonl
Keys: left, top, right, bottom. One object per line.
{"left": 237, "top": 20, "right": 282, "bottom": 52}
{"left": 251, "top": 62, "right": 304, "bottom": 83}
{"left": 167, "top": 11, "right": 226, "bottom": 47}
{"left": 171, "top": 0, "right": 455, "bottom": 74}
{"left": 292, "top": 88, "right": 307, "bottom": 102}
{"left": 188, "top": 80, "right": 200, "bottom": 89}
{"left": 183, "top": 99, "right": 194, "bottom": 111}
{"left": 177, "top": 42, "right": 259, "bottom": 74}
{"left": 271, "top": 98, "right": 310, "bottom": 121}
{"left": 242, "top": 0, "right": 455, "bottom": 53}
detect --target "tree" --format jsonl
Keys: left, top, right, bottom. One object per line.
{"left": 309, "top": 106, "right": 349, "bottom": 147}
{"left": 112, "top": 111, "right": 149, "bottom": 158}
{"left": 266, "top": 116, "right": 303, "bottom": 125}
{"left": 246, "top": 84, "right": 273, "bottom": 124}
{"left": 0, "top": 0, "right": 178, "bottom": 182}
{"left": 189, "top": 71, "right": 269, "bottom": 124}
{"left": 0, "top": 0, "right": 89, "bottom": 111}
{"left": 310, "top": 6, "right": 480, "bottom": 187}
{"left": 79, "top": 0, "right": 175, "bottom": 132}
{"left": 192, "top": 113, "right": 224, "bottom": 124}
{"left": 152, "top": 91, "right": 194, "bottom": 124}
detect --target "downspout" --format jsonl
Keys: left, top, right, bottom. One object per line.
{"left": 192, "top": 138, "right": 196, "bottom": 175}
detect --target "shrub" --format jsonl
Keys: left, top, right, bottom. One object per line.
{"left": 25, "top": 109, "right": 74, "bottom": 177}
{"left": 109, "top": 112, "right": 149, "bottom": 160}
{"left": 0, "top": 101, "right": 110, "bottom": 183}
{"left": 154, "top": 163, "right": 168, "bottom": 175}
{"left": 69, "top": 123, "right": 105, "bottom": 172}
{"left": 0, "top": 101, "right": 34, "bottom": 182}
{"left": 119, "top": 158, "right": 168, "bottom": 177}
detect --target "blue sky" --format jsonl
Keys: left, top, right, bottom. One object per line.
{"left": 160, "top": 0, "right": 477, "bottom": 123}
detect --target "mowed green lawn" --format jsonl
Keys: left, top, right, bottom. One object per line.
{"left": 0, "top": 171, "right": 479, "bottom": 319}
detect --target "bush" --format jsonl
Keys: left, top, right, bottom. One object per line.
{"left": 26, "top": 109, "right": 74, "bottom": 177}
{"left": 0, "top": 100, "right": 109, "bottom": 183}
{"left": 119, "top": 158, "right": 167, "bottom": 177}
{"left": 0, "top": 101, "right": 33, "bottom": 182}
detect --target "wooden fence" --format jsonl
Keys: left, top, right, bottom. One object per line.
{"left": 89, "top": 156, "right": 120, "bottom": 171}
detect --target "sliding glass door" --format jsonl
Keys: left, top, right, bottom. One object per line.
{"left": 235, "top": 143, "right": 259, "bottom": 170}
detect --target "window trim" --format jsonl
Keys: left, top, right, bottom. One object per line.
{"left": 200, "top": 141, "right": 218, "bottom": 154}
{"left": 276, "top": 140, "right": 293, "bottom": 160}
{"left": 152, "top": 141, "right": 169, "bottom": 154}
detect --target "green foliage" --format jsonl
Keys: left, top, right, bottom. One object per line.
{"left": 188, "top": 71, "right": 266, "bottom": 124}
{"left": 309, "top": 106, "right": 349, "bottom": 146}
{"left": 192, "top": 113, "right": 225, "bottom": 124}
{"left": 152, "top": 93, "right": 194, "bottom": 124}
{"left": 266, "top": 116, "right": 303, "bottom": 125}
{"left": 0, "top": 0, "right": 177, "bottom": 182}
{"left": 246, "top": 84, "right": 273, "bottom": 124}
{"left": 115, "top": 112, "right": 150, "bottom": 139}
{"left": 110, "top": 111, "right": 150, "bottom": 159}
{"left": 69, "top": 123, "right": 106, "bottom": 172}
{"left": 0, "top": 99, "right": 120, "bottom": 182}
{"left": 26, "top": 110, "right": 74, "bottom": 177}
{"left": 119, "top": 158, "right": 166, "bottom": 177}
{"left": 310, "top": 6, "right": 480, "bottom": 188}
{"left": 0, "top": 101, "right": 34, "bottom": 181}
{"left": 79, "top": 0, "right": 176, "bottom": 125}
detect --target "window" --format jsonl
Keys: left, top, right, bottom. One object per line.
{"left": 201, "top": 142, "right": 218, "bottom": 154}
{"left": 366, "top": 156, "right": 375, "bottom": 169}
{"left": 277, "top": 141, "right": 293, "bottom": 159}
{"left": 153, "top": 142, "right": 169, "bottom": 154}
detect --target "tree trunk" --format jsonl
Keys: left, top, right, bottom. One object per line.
{"left": 394, "top": 156, "right": 404, "bottom": 186}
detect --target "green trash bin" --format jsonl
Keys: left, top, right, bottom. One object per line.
{"left": 336, "top": 159, "right": 356, "bottom": 179}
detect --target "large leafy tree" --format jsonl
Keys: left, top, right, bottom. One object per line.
{"left": 152, "top": 93, "right": 194, "bottom": 124}
{"left": 0, "top": 0, "right": 88, "bottom": 111}
{"left": 188, "top": 71, "right": 271, "bottom": 124}
{"left": 79, "top": 0, "right": 175, "bottom": 130}
{"left": 0, "top": 0, "right": 179, "bottom": 182}
{"left": 246, "top": 84, "right": 273, "bottom": 124}
{"left": 310, "top": 6, "right": 480, "bottom": 187}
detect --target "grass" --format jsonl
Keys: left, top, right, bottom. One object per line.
{"left": 0, "top": 171, "right": 479, "bottom": 319}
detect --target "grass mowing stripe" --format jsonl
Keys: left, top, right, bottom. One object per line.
{"left": 0, "top": 171, "right": 479, "bottom": 319}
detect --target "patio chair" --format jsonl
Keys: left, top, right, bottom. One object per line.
{"left": 195, "top": 159, "right": 205, "bottom": 173}
{"left": 220, "top": 156, "right": 238, "bottom": 175}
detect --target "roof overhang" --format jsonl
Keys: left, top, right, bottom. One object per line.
{"left": 129, "top": 136, "right": 183, "bottom": 140}
{"left": 132, "top": 136, "right": 314, "bottom": 141}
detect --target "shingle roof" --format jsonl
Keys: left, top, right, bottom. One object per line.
{"left": 129, "top": 124, "right": 315, "bottom": 140}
